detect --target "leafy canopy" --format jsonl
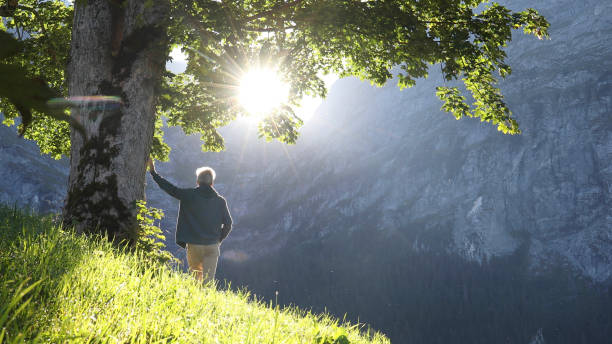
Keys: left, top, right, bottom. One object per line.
{"left": 0, "top": 0, "right": 72, "bottom": 158}
{"left": 0, "top": 0, "right": 549, "bottom": 160}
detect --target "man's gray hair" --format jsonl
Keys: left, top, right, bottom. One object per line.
{"left": 196, "top": 166, "right": 216, "bottom": 185}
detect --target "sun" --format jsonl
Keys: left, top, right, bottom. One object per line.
{"left": 238, "top": 68, "right": 289, "bottom": 116}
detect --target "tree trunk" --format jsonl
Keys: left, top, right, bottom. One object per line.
{"left": 63, "top": 0, "right": 169, "bottom": 243}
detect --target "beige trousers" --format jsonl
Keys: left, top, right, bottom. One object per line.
{"left": 186, "top": 243, "right": 220, "bottom": 285}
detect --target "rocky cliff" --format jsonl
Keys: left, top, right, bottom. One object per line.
{"left": 152, "top": 0, "right": 611, "bottom": 282}
{"left": 0, "top": 122, "right": 68, "bottom": 213}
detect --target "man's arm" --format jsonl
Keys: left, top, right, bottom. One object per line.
{"left": 147, "top": 157, "right": 188, "bottom": 200}
{"left": 220, "top": 198, "right": 233, "bottom": 241}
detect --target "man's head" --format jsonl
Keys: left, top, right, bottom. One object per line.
{"left": 196, "top": 166, "right": 216, "bottom": 186}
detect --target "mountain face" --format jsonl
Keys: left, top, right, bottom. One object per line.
{"left": 1, "top": 0, "right": 611, "bottom": 341}
{"left": 0, "top": 122, "right": 68, "bottom": 213}
{"left": 143, "top": 2, "right": 612, "bottom": 340}
{"left": 147, "top": 0, "right": 612, "bottom": 282}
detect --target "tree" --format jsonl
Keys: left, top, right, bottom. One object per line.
{"left": 0, "top": 0, "right": 548, "bottom": 242}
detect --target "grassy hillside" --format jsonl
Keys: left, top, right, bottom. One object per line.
{"left": 0, "top": 205, "right": 389, "bottom": 344}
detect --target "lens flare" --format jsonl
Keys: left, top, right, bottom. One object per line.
{"left": 47, "top": 96, "right": 121, "bottom": 110}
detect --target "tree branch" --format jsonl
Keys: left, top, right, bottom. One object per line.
{"left": 0, "top": 0, "right": 18, "bottom": 16}
{"left": 0, "top": 2, "right": 36, "bottom": 17}
{"left": 243, "top": 0, "right": 304, "bottom": 23}
{"left": 245, "top": 25, "right": 296, "bottom": 32}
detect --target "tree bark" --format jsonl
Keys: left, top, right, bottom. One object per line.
{"left": 63, "top": 0, "right": 169, "bottom": 243}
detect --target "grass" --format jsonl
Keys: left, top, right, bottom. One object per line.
{"left": 0, "top": 205, "right": 389, "bottom": 344}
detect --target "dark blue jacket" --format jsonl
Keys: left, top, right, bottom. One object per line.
{"left": 150, "top": 171, "right": 232, "bottom": 248}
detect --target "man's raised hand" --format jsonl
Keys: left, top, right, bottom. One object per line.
{"left": 147, "top": 157, "right": 156, "bottom": 173}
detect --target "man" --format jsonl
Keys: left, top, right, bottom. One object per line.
{"left": 147, "top": 157, "right": 232, "bottom": 284}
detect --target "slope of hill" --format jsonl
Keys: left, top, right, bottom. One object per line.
{"left": 0, "top": 205, "right": 388, "bottom": 343}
